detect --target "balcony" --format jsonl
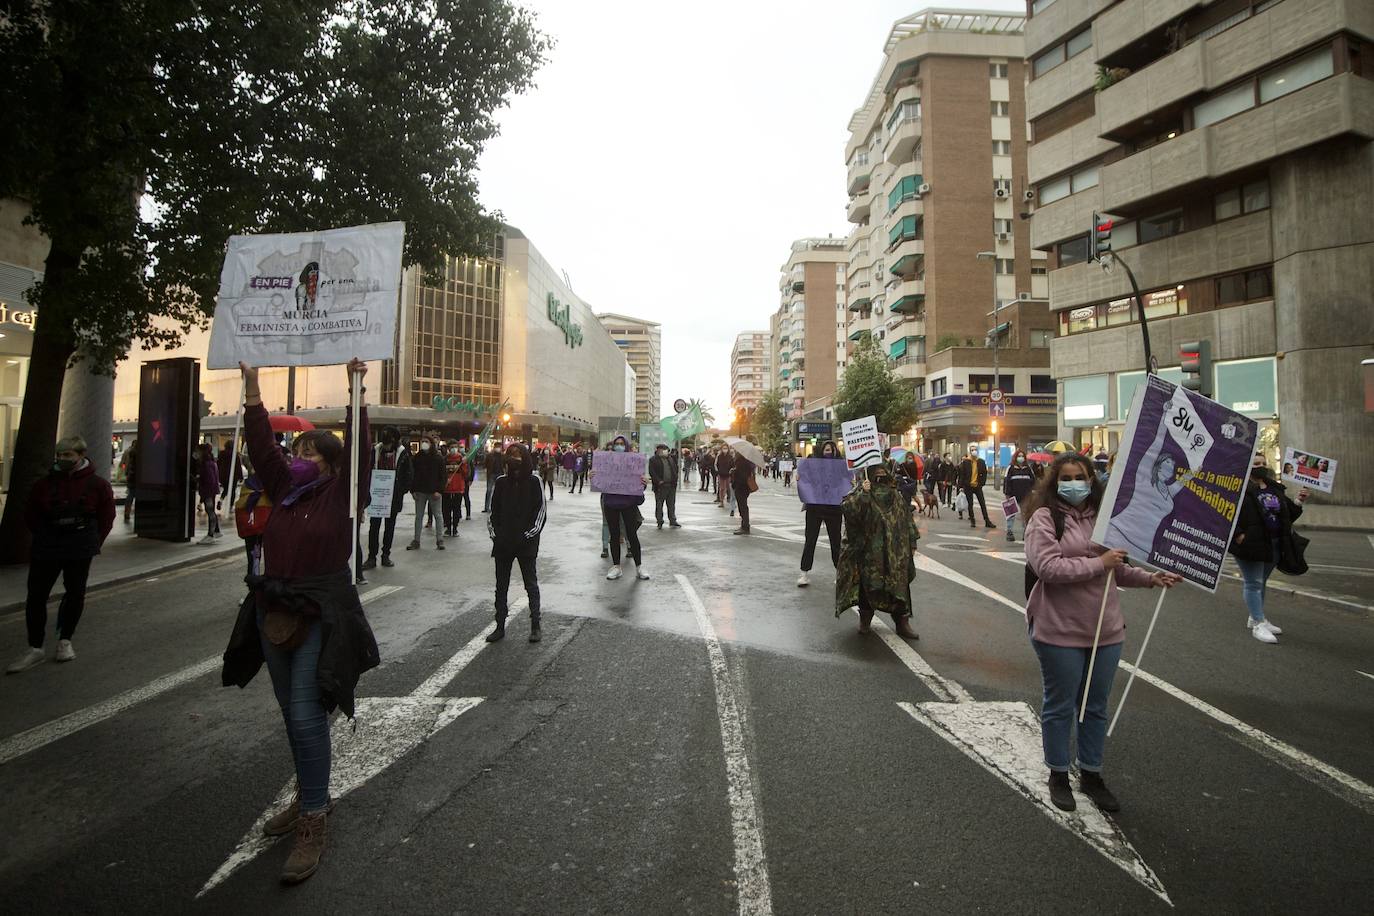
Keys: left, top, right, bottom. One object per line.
{"left": 1024, "top": 0, "right": 1113, "bottom": 59}
{"left": 1100, "top": 74, "right": 1374, "bottom": 214}
{"left": 887, "top": 195, "right": 923, "bottom": 224}
{"left": 1094, "top": 0, "right": 1205, "bottom": 70}
{"left": 1030, "top": 183, "right": 1102, "bottom": 250}
{"left": 847, "top": 193, "right": 871, "bottom": 224}
{"left": 847, "top": 281, "right": 873, "bottom": 312}
{"left": 892, "top": 357, "right": 928, "bottom": 380}
{"left": 1027, "top": 113, "right": 1115, "bottom": 184}
{"left": 1026, "top": 41, "right": 1100, "bottom": 122}
{"left": 885, "top": 115, "right": 922, "bottom": 165}
{"left": 1048, "top": 208, "right": 1272, "bottom": 311}
{"left": 847, "top": 156, "right": 873, "bottom": 195}
{"left": 888, "top": 279, "right": 926, "bottom": 314}
{"left": 888, "top": 238, "right": 925, "bottom": 277}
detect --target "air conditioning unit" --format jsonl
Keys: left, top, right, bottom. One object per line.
{"left": 1022, "top": 189, "right": 1036, "bottom": 202}
{"left": 1018, "top": 292, "right": 1032, "bottom": 301}
{"left": 917, "top": 183, "right": 932, "bottom": 196}
{"left": 994, "top": 188, "right": 1010, "bottom": 199}
{"left": 996, "top": 231, "right": 1011, "bottom": 241}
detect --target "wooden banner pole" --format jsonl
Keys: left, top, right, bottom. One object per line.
{"left": 1108, "top": 587, "right": 1167, "bottom": 736}
{"left": 1079, "top": 568, "right": 1116, "bottom": 724}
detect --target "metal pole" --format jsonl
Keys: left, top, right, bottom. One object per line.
{"left": 286, "top": 366, "right": 297, "bottom": 414}
{"left": 991, "top": 295, "right": 1000, "bottom": 487}
{"left": 1108, "top": 254, "right": 1154, "bottom": 375}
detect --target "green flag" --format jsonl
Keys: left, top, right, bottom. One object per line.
{"left": 660, "top": 404, "right": 705, "bottom": 442}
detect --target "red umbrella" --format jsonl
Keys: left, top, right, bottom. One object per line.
{"left": 269, "top": 414, "right": 315, "bottom": 433}
{"left": 1027, "top": 451, "right": 1054, "bottom": 463}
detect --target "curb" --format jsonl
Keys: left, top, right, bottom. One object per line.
{"left": 0, "top": 545, "right": 243, "bottom": 615}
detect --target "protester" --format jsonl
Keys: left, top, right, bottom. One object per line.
{"left": 1022, "top": 452, "right": 1179, "bottom": 813}
{"left": 896, "top": 452, "right": 922, "bottom": 511}
{"left": 569, "top": 446, "right": 588, "bottom": 494}
{"left": 1002, "top": 449, "right": 1037, "bottom": 543}
{"left": 782, "top": 455, "right": 794, "bottom": 488}
{"left": 715, "top": 446, "right": 733, "bottom": 507}
{"left": 941, "top": 454, "right": 958, "bottom": 508}
{"left": 120, "top": 438, "right": 138, "bottom": 523}
{"left": 680, "top": 446, "right": 694, "bottom": 486}
{"left": 958, "top": 445, "right": 995, "bottom": 529}
{"left": 407, "top": 435, "right": 445, "bottom": 551}
{"left": 699, "top": 449, "right": 713, "bottom": 492}
{"left": 217, "top": 441, "right": 239, "bottom": 505}
{"left": 835, "top": 461, "right": 919, "bottom": 639}
{"left": 483, "top": 446, "right": 504, "bottom": 513}
{"left": 443, "top": 443, "right": 468, "bottom": 539}
{"left": 221, "top": 359, "right": 380, "bottom": 884}
{"left": 362, "top": 427, "right": 412, "bottom": 569}
{"left": 797, "top": 440, "right": 844, "bottom": 588}
{"left": 537, "top": 447, "right": 555, "bottom": 501}
{"left": 1230, "top": 454, "right": 1308, "bottom": 644}
{"left": 485, "top": 443, "right": 548, "bottom": 643}
{"left": 731, "top": 447, "right": 756, "bottom": 535}
{"left": 562, "top": 446, "right": 578, "bottom": 492}
{"left": 196, "top": 442, "right": 223, "bottom": 544}
{"left": 649, "top": 442, "right": 681, "bottom": 529}
{"left": 596, "top": 435, "right": 649, "bottom": 580}
{"left": 7, "top": 436, "right": 116, "bottom": 673}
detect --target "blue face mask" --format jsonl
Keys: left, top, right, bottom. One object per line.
{"left": 1057, "top": 480, "right": 1091, "bottom": 506}
{"left": 613, "top": 444, "right": 626, "bottom": 453}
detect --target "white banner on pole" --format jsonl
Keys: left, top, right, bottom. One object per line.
{"left": 366, "top": 469, "right": 397, "bottom": 519}
{"left": 841, "top": 415, "right": 882, "bottom": 469}
{"left": 208, "top": 222, "right": 405, "bottom": 369}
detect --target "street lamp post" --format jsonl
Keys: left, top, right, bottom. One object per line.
{"left": 976, "top": 250, "right": 1001, "bottom": 487}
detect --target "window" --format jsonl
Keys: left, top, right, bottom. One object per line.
{"left": 992, "top": 140, "right": 1012, "bottom": 155}
{"left": 1109, "top": 220, "right": 1139, "bottom": 248}
{"left": 1066, "top": 30, "right": 1091, "bottom": 58}
{"left": 994, "top": 178, "right": 1012, "bottom": 194}
{"left": 1032, "top": 93, "right": 1096, "bottom": 143}
{"left": 914, "top": 382, "right": 926, "bottom": 402}
{"left": 1071, "top": 164, "right": 1099, "bottom": 192}
{"left": 1243, "top": 180, "right": 1270, "bottom": 213}
{"left": 1038, "top": 174, "right": 1071, "bottom": 205}
{"left": 888, "top": 215, "right": 921, "bottom": 248}
{"left": 1216, "top": 267, "right": 1274, "bottom": 304}
{"left": 1063, "top": 306, "right": 1098, "bottom": 334}
{"left": 971, "top": 374, "right": 1015, "bottom": 393}
{"left": 1031, "top": 0, "right": 1058, "bottom": 13}
{"left": 1031, "top": 373, "right": 1056, "bottom": 392}
{"left": 1032, "top": 28, "right": 1090, "bottom": 78}
{"left": 995, "top": 258, "right": 1014, "bottom": 275}
{"left": 990, "top": 63, "right": 1009, "bottom": 78}
{"left": 1031, "top": 331, "right": 1053, "bottom": 349}
{"left": 886, "top": 99, "right": 921, "bottom": 131}
{"left": 1260, "top": 47, "right": 1334, "bottom": 102}
{"left": 1193, "top": 82, "right": 1255, "bottom": 128}
{"left": 994, "top": 219, "right": 1013, "bottom": 235}
{"left": 991, "top": 101, "right": 1010, "bottom": 116}
{"left": 931, "top": 377, "right": 947, "bottom": 397}
{"left": 887, "top": 174, "right": 924, "bottom": 212}
{"left": 1138, "top": 209, "right": 1183, "bottom": 244}
{"left": 1031, "top": 265, "right": 1048, "bottom": 276}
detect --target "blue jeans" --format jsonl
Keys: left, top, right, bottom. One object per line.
{"left": 1235, "top": 539, "right": 1280, "bottom": 623}
{"left": 1005, "top": 514, "right": 1017, "bottom": 538}
{"left": 1031, "top": 638, "right": 1123, "bottom": 773}
{"left": 257, "top": 606, "right": 330, "bottom": 812}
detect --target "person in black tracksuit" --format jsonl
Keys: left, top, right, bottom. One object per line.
{"left": 485, "top": 443, "right": 548, "bottom": 643}
{"left": 796, "top": 440, "right": 844, "bottom": 588}
{"left": 1001, "top": 449, "right": 1037, "bottom": 542}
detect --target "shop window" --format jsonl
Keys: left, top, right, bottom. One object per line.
{"left": 1117, "top": 368, "right": 1185, "bottom": 419}
{"left": 1063, "top": 305, "right": 1098, "bottom": 335}
{"left": 1031, "top": 374, "right": 1056, "bottom": 393}
{"left": 1063, "top": 375, "right": 1108, "bottom": 425}
{"left": 1215, "top": 357, "right": 1277, "bottom": 415}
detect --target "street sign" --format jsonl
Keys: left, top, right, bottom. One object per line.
{"left": 673, "top": 398, "right": 688, "bottom": 414}
{"left": 990, "top": 388, "right": 1004, "bottom": 402}
{"left": 989, "top": 401, "right": 1006, "bottom": 418}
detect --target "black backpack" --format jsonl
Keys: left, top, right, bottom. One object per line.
{"left": 1023, "top": 508, "right": 1065, "bottom": 598}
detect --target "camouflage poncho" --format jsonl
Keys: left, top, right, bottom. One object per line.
{"left": 835, "top": 466, "right": 919, "bottom": 618}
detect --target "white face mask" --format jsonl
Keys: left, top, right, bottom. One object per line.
{"left": 420, "top": 442, "right": 431, "bottom": 451}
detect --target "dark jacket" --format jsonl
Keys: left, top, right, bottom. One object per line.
{"left": 373, "top": 443, "right": 413, "bottom": 515}
{"left": 488, "top": 447, "right": 547, "bottom": 558}
{"left": 649, "top": 452, "right": 679, "bottom": 490}
{"left": 1003, "top": 462, "right": 1037, "bottom": 501}
{"left": 731, "top": 456, "right": 754, "bottom": 491}
{"left": 25, "top": 460, "right": 116, "bottom": 559}
{"left": 1230, "top": 477, "right": 1303, "bottom": 563}
{"left": 958, "top": 456, "right": 988, "bottom": 489}
{"left": 222, "top": 568, "right": 380, "bottom": 718}
{"left": 411, "top": 446, "right": 446, "bottom": 494}
{"left": 197, "top": 454, "right": 220, "bottom": 501}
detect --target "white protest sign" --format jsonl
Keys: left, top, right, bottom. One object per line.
{"left": 366, "top": 469, "right": 397, "bottom": 519}
{"left": 841, "top": 415, "right": 882, "bottom": 469}
{"left": 208, "top": 221, "right": 405, "bottom": 369}
{"left": 778, "top": 460, "right": 794, "bottom": 472}
{"left": 1282, "top": 447, "right": 1337, "bottom": 493}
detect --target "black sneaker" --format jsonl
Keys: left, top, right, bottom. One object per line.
{"left": 405, "top": 541, "right": 420, "bottom": 550}
{"left": 1079, "top": 771, "right": 1120, "bottom": 812}
{"left": 436, "top": 542, "right": 445, "bottom": 550}
{"left": 361, "top": 557, "right": 377, "bottom": 570}
{"left": 485, "top": 625, "right": 505, "bottom": 643}
{"left": 381, "top": 556, "right": 394, "bottom": 568}
{"left": 1048, "top": 771, "right": 1075, "bottom": 812}
{"left": 528, "top": 621, "right": 542, "bottom": 643}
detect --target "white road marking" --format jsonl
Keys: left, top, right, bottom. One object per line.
{"left": 675, "top": 574, "right": 773, "bottom": 916}
{"left": 1358, "top": 670, "right": 1374, "bottom": 682}
{"left": 415, "top": 597, "right": 526, "bottom": 697}
{"left": 936, "top": 533, "right": 992, "bottom": 543}
{"left": 0, "top": 584, "right": 404, "bottom": 768}
{"left": 868, "top": 616, "right": 972, "bottom": 703}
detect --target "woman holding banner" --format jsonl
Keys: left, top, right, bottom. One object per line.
{"left": 1023, "top": 453, "right": 1179, "bottom": 814}
{"left": 797, "top": 440, "right": 844, "bottom": 588}
{"left": 597, "top": 435, "right": 649, "bottom": 581}
{"left": 221, "top": 359, "right": 380, "bottom": 885}
{"left": 835, "top": 461, "right": 920, "bottom": 640}
{"left": 1230, "top": 455, "right": 1307, "bottom": 643}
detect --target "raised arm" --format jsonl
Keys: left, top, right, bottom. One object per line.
{"left": 240, "top": 363, "right": 293, "bottom": 503}
{"left": 341, "top": 358, "right": 371, "bottom": 500}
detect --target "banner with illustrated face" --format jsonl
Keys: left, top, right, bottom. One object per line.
{"left": 208, "top": 222, "right": 405, "bottom": 368}
{"left": 1093, "top": 375, "right": 1258, "bottom": 591}
{"left": 1282, "top": 447, "right": 1337, "bottom": 493}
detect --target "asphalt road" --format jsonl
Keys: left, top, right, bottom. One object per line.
{"left": 1, "top": 473, "right": 1372, "bottom": 915}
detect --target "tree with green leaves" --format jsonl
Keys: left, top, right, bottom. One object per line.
{"left": 831, "top": 334, "right": 918, "bottom": 434}
{"left": 0, "top": 0, "right": 549, "bottom": 561}
{"left": 752, "top": 387, "right": 787, "bottom": 455}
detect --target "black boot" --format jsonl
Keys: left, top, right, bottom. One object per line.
{"left": 1048, "top": 771, "right": 1075, "bottom": 812}
{"left": 528, "top": 618, "right": 542, "bottom": 643}
{"left": 1079, "top": 771, "right": 1120, "bottom": 812}
{"left": 485, "top": 621, "right": 506, "bottom": 643}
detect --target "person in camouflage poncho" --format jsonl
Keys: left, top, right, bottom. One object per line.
{"left": 835, "top": 461, "right": 920, "bottom": 639}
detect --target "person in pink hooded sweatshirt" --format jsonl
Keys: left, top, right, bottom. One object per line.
{"left": 1023, "top": 452, "right": 1180, "bottom": 814}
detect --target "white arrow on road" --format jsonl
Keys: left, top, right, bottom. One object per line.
{"left": 197, "top": 598, "right": 526, "bottom": 897}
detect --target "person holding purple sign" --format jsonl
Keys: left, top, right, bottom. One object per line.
{"left": 1229, "top": 455, "right": 1308, "bottom": 644}
{"left": 796, "top": 440, "right": 845, "bottom": 588}
{"left": 595, "top": 436, "right": 649, "bottom": 581}
{"left": 1024, "top": 453, "right": 1179, "bottom": 814}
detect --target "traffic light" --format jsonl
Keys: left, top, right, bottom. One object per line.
{"left": 1180, "top": 340, "right": 1213, "bottom": 398}
{"left": 1090, "top": 211, "right": 1113, "bottom": 262}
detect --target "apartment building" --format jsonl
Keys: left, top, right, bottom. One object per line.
{"left": 844, "top": 8, "right": 1058, "bottom": 458}
{"left": 1025, "top": 0, "right": 1373, "bottom": 505}
{"left": 730, "top": 331, "right": 773, "bottom": 416}
{"left": 596, "top": 312, "right": 662, "bottom": 421}
{"left": 774, "top": 237, "right": 848, "bottom": 432}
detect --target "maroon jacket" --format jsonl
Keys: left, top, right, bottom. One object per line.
{"left": 25, "top": 460, "right": 116, "bottom": 559}
{"left": 244, "top": 403, "right": 370, "bottom": 579}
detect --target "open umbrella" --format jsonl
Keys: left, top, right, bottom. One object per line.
{"left": 1027, "top": 451, "right": 1054, "bottom": 463}
{"left": 724, "top": 436, "right": 766, "bottom": 469}
{"left": 269, "top": 414, "right": 316, "bottom": 433}
{"left": 1043, "top": 440, "right": 1076, "bottom": 454}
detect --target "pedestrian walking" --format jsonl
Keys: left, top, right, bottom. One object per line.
{"left": 217, "top": 441, "right": 239, "bottom": 505}
{"left": 1023, "top": 452, "right": 1179, "bottom": 813}
{"left": 562, "top": 446, "right": 578, "bottom": 492}
{"left": 797, "top": 440, "right": 844, "bottom": 587}
{"left": 120, "top": 438, "right": 138, "bottom": 523}
{"left": 835, "top": 461, "right": 919, "bottom": 639}
{"left": 482, "top": 446, "right": 503, "bottom": 513}
{"left": 649, "top": 442, "right": 681, "bottom": 529}
{"left": 597, "top": 436, "right": 649, "bottom": 580}
{"left": 896, "top": 451, "right": 922, "bottom": 512}
{"left": 363, "top": 427, "right": 412, "bottom": 569}
{"left": 958, "top": 446, "right": 995, "bottom": 529}
{"left": 1229, "top": 454, "right": 1309, "bottom": 644}
{"left": 442, "top": 444, "right": 468, "bottom": 538}
{"left": 537, "top": 447, "right": 555, "bottom": 500}
{"left": 680, "top": 446, "right": 694, "bottom": 486}
{"left": 732, "top": 449, "right": 756, "bottom": 535}
{"left": 220, "top": 360, "right": 379, "bottom": 885}
{"left": 196, "top": 442, "right": 223, "bottom": 543}
{"left": 485, "top": 443, "right": 548, "bottom": 643}
{"left": 1002, "top": 449, "right": 1037, "bottom": 542}
{"left": 407, "top": 436, "right": 446, "bottom": 551}
{"left": 7, "top": 435, "right": 116, "bottom": 673}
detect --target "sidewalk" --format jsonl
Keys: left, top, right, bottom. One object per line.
{"left": 0, "top": 518, "right": 243, "bottom": 613}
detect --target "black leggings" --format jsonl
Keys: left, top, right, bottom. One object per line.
{"left": 604, "top": 506, "right": 642, "bottom": 566}
{"left": 800, "top": 511, "right": 842, "bottom": 571}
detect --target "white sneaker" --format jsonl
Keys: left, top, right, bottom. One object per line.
{"left": 212, "top": 530, "right": 223, "bottom": 539}
{"left": 1251, "top": 623, "right": 1278, "bottom": 644}
{"left": 55, "top": 639, "right": 76, "bottom": 662}
{"left": 198, "top": 534, "right": 216, "bottom": 545}
{"left": 635, "top": 566, "right": 650, "bottom": 581}
{"left": 6, "top": 647, "right": 45, "bottom": 673}
{"left": 1248, "top": 617, "right": 1282, "bottom": 635}
{"left": 606, "top": 566, "right": 623, "bottom": 580}
{"left": 797, "top": 572, "right": 810, "bottom": 588}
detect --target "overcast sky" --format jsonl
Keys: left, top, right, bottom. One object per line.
{"left": 476, "top": 0, "right": 1027, "bottom": 419}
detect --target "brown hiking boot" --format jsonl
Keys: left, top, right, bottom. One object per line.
{"left": 264, "top": 793, "right": 301, "bottom": 837}
{"left": 893, "top": 615, "right": 920, "bottom": 641}
{"left": 280, "top": 810, "right": 328, "bottom": 885}
{"left": 858, "top": 609, "right": 874, "bottom": 634}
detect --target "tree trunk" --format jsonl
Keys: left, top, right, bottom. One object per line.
{"left": 0, "top": 252, "right": 78, "bottom": 565}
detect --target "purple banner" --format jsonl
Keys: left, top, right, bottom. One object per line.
{"left": 589, "top": 450, "right": 648, "bottom": 496}
{"left": 1093, "top": 375, "right": 1257, "bottom": 591}
{"left": 797, "top": 458, "right": 855, "bottom": 507}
